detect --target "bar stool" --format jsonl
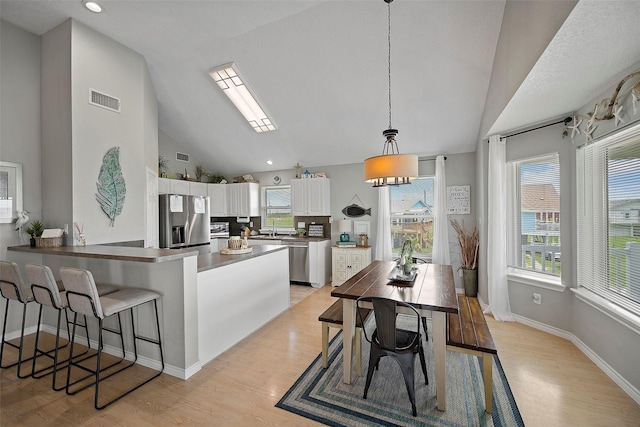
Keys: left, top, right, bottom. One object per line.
{"left": 60, "top": 267, "right": 164, "bottom": 409}
{"left": 25, "top": 263, "right": 96, "bottom": 390}
{"left": 0, "top": 260, "right": 35, "bottom": 378}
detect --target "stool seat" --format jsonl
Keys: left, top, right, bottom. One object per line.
{"left": 100, "top": 288, "right": 160, "bottom": 317}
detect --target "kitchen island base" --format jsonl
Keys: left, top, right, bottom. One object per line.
{"left": 197, "top": 248, "right": 289, "bottom": 365}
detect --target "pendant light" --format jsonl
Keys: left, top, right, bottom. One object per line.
{"left": 364, "top": 0, "right": 418, "bottom": 187}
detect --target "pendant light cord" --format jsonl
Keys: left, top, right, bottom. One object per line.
{"left": 387, "top": 0, "right": 392, "bottom": 130}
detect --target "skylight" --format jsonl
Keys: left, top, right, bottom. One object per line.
{"left": 209, "top": 63, "right": 276, "bottom": 133}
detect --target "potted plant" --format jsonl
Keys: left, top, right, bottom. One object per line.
{"left": 398, "top": 237, "right": 417, "bottom": 275}
{"left": 25, "top": 219, "right": 44, "bottom": 247}
{"left": 195, "top": 165, "right": 208, "bottom": 182}
{"left": 158, "top": 155, "right": 169, "bottom": 178}
{"left": 450, "top": 219, "right": 479, "bottom": 296}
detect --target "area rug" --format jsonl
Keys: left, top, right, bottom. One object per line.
{"left": 277, "top": 321, "right": 525, "bottom": 427}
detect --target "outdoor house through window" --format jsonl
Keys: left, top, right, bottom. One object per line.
{"left": 507, "top": 153, "right": 562, "bottom": 277}
{"left": 577, "top": 125, "right": 640, "bottom": 315}
{"left": 390, "top": 178, "right": 434, "bottom": 261}
{"left": 264, "top": 186, "right": 293, "bottom": 230}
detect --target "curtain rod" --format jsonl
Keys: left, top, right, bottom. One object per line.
{"left": 489, "top": 117, "right": 573, "bottom": 141}
{"left": 418, "top": 156, "right": 447, "bottom": 161}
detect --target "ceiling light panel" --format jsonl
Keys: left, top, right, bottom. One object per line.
{"left": 209, "top": 63, "right": 276, "bottom": 133}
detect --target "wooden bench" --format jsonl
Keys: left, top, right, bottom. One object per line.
{"left": 447, "top": 294, "right": 497, "bottom": 413}
{"left": 319, "top": 300, "right": 371, "bottom": 376}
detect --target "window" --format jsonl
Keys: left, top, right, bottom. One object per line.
{"left": 263, "top": 186, "right": 293, "bottom": 230}
{"left": 390, "top": 178, "right": 434, "bottom": 260}
{"left": 577, "top": 125, "right": 640, "bottom": 314}
{"left": 507, "top": 153, "right": 561, "bottom": 276}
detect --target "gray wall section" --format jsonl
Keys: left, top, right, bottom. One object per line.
{"left": 477, "top": 40, "right": 640, "bottom": 397}
{"left": 0, "top": 21, "right": 42, "bottom": 258}
{"left": 69, "top": 19, "right": 148, "bottom": 243}
{"left": 41, "top": 19, "right": 73, "bottom": 231}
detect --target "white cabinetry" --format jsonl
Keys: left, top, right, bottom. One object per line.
{"left": 189, "top": 182, "right": 208, "bottom": 196}
{"left": 309, "top": 240, "right": 331, "bottom": 288}
{"left": 291, "top": 178, "right": 330, "bottom": 216}
{"left": 157, "top": 178, "right": 190, "bottom": 195}
{"left": 158, "top": 177, "right": 170, "bottom": 194}
{"left": 208, "top": 184, "right": 228, "bottom": 216}
{"left": 331, "top": 246, "right": 371, "bottom": 287}
{"left": 227, "top": 183, "right": 259, "bottom": 217}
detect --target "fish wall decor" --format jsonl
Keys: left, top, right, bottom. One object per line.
{"left": 342, "top": 203, "right": 371, "bottom": 218}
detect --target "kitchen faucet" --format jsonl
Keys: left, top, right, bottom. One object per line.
{"left": 271, "top": 219, "right": 276, "bottom": 237}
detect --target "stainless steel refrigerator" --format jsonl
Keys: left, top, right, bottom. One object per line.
{"left": 159, "top": 194, "right": 210, "bottom": 249}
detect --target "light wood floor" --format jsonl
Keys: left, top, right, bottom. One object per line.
{"left": 1, "top": 284, "right": 639, "bottom": 426}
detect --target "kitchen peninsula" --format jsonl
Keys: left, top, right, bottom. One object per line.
{"left": 7, "top": 243, "right": 289, "bottom": 379}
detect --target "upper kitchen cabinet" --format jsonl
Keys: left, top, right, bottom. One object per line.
{"left": 158, "top": 177, "right": 189, "bottom": 195}
{"left": 208, "top": 184, "right": 228, "bottom": 216}
{"left": 158, "top": 178, "right": 208, "bottom": 196}
{"left": 227, "top": 183, "right": 259, "bottom": 217}
{"left": 158, "top": 177, "right": 170, "bottom": 194}
{"left": 189, "top": 182, "right": 208, "bottom": 197}
{"left": 291, "top": 178, "right": 331, "bottom": 216}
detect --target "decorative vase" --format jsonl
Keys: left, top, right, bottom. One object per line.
{"left": 462, "top": 268, "right": 478, "bottom": 297}
{"left": 29, "top": 237, "right": 36, "bottom": 247}
{"left": 403, "top": 262, "right": 413, "bottom": 275}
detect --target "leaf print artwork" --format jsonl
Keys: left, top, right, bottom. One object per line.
{"left": 95, "top": 147, "right": 126, "bottom": 227}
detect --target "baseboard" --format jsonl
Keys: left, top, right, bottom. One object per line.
{"left": 38, "top": 324, "right": 196, "bottom": 379}
{"left": 511, "top": 314, "right": 573, "bottom": 341}
{"left": 512, "top": 314, "right": 640, "bottom": 406}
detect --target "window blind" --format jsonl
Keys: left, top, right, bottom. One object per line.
{"left": 577, "top": 124, "right": 640, "bottom": 315}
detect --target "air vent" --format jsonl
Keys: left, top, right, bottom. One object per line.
{"left": 176, "top": 152, "right": 190, "bottom": 162}
{"left": 89, "top": 89, "right": 121, "bottom": 113}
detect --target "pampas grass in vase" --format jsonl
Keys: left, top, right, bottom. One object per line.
{"left": 450, "top": 219, "right": 479, "bottom": 296}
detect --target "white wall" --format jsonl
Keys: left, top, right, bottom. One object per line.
{"left": 0, "top": 20, "right": 42, "bottom": 258}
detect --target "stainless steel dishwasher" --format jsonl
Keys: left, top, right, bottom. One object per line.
{"left": 284, "top": 240, "right": 310, "bottom": 284}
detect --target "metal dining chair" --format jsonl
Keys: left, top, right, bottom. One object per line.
{"left": 357, "top": 296, "right": 428, "bottom": 417}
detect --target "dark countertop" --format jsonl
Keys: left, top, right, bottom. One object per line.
{"left": 7, "top": 244, "right": 199, "bottom": 263}
{"left": 247, "top": 236, "right": 331, "bottom": 243}
{"left": 197, "top": 244, "right": 287, "bottom": 272}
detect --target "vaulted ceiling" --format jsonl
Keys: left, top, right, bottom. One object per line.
{"left": 2, "top": 1, "right": 640, "bottom": 177}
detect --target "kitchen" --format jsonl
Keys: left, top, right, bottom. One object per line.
{"left": 2, "top": 1, "right": 640, "bottom": 424}
{"left": 157, "top": 175, "right": 333, "bottom": 288}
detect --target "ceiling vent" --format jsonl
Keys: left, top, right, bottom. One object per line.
{"left": 89, "top": 89, "right": 121, "bottom": 113}
{"left": 176, "top": 152, "right": 190, "bottom": 162}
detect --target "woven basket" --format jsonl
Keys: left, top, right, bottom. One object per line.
{"left": 228, "top": 239, "right": 243, "bottom": 249}
{"left": 35, "top": 236, "right": 63, "bottom": 248}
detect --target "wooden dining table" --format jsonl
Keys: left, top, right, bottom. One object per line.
{"left": 331, "top": 260, "right": 458, "bottom": 411}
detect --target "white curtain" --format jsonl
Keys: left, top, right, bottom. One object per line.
{"left": 486, "top": 135, "right": 514, "bottom": 321}
{"left": 432, "top": 155, "right": 451, "bottom": 265}
{"left": 375, "top": 186, "right": 393, "bottom": 261}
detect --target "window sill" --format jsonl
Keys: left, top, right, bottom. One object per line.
{"left": 571, "top": 287, "right": 640, "bottom": 335}
{"left": 507, "top": 267, "right": 566, "bottom": 292}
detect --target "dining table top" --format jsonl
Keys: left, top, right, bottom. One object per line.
{"left": 331, "top": 260, "right": 459, "bottom": 314}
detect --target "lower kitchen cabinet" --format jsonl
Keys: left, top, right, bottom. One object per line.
{"left": 331, "top": 246, "right": 371, "bottom": 287}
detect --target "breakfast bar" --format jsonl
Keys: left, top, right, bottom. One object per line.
{"left": 7, "top": 243, "right": 289, "bottom": 379}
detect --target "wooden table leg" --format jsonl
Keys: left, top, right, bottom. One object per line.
{"left": 342, "top": 298, "right": 356, "bottom": 384}
{"left": 432, "top": 311, "right": 446, "bottom": 411}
